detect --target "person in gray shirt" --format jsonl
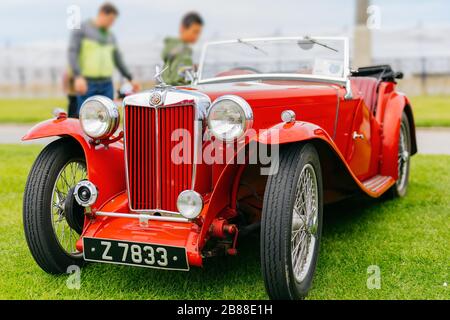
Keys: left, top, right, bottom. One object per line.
{"left": 68, "top": 2, "right": 140, "bottom": 116}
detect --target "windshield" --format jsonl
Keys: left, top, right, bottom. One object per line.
{"left": 198, "top": 37, "right": 349, "bottom": 83}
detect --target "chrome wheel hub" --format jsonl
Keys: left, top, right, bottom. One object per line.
{"left": 291, "top": 163, "right": 319, "bottom": 283}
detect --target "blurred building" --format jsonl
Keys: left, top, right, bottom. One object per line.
{"left": 1, "top": 1, "right": 449, "bottom": 97}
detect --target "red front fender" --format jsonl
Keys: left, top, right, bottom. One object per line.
{"left": 22, "top": 118, "right": 126, "bottom": 210}
{"left": 256, "top": 121, "right": 332, "bottom": 145}
{"left": 200, "top": 121, "right": 341, "bottom": 244}
{"left": 204, "top": 120, "right": 394, "bottom": 239}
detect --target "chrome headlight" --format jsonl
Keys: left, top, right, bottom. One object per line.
{"left": 79, "top": 96, "right": 119, "bottom": 140}
{"left": 207, "top": 95, "right": 253, "bottom": 142}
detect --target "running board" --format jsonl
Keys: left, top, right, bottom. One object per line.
{"left": 362, "top": 175, "right": 395, "bottom": 195}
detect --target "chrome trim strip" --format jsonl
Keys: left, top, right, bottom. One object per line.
{"left": 191, "top": 107, "right": 201, "bottom": 189}
{"left": 198, "top": 74, "right": 348, "bottom": 86}
{"left": 344, "top": 78, "right": 353, "bottom": 100}
{"left": 332, "top": 87, "right": 341, "bottom": 140}
{"left": 155, "top": 107, "right": 161, "bottom": 208}
{"left": 96, "top": 211, "right": 190, "bottom": 223}
{"left": 122, "top": 88, "right": 211, "bottom": 216}
{"left": 201, "top": 36, "right": 349, "bottom": 46}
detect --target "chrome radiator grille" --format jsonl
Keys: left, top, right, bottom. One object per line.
{"left": 124, "top": 104, "right": 195, "bottom": 212}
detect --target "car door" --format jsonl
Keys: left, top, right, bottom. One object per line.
{"left": 332, "top": 86, "right": 374, "bottom": 181}
{"left": 345, "top": 99, "right": 373, "bottom": 180}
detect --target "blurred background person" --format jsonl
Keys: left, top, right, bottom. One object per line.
{"left": 68, "top": 2, "right": 140, "bottom": 117}
{"left": 162, "top": 12, "right": 204, "bottom": 85}
{"left": 62, "top": 68, "right": 78, "bottom": 117}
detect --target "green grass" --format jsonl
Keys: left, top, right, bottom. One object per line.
{"left": 0, "top": 144, "right": 448, "bottom": 299}
{"left": 0, "top": 98, "right": 65, "bottom": 124}
{"left": 410, "top": 96, "right": 450, "bottom": 127}
{"left": 0, "top": 96, "right": 450, "bottom": 127}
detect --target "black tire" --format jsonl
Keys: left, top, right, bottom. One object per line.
{"left": 387, "top": 112, "right": 411, "bottom": 198}
{"left": 261, "top": 143, "right": 323, "bottom": 300}
{"left": 23, "top": 139, "right": 86, "bottom": 274}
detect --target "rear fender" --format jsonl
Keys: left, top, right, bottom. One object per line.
{"left": 380, "top": 93, "right": 417, "bottom": 178}
{"left": 22, "top": 118, "right": 126, "bottom": 210}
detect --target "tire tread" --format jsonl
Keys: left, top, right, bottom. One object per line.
{"left": 23, "top": 139, "right": 85, "bottom": 274}
{"left": 261, "top": 143, "right": 323, "bottom": 300}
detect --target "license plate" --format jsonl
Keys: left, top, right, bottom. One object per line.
{"left": 83, "top": 237, "right": 189, "bottom": 271}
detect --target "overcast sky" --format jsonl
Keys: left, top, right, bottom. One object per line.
{"left": 0, "top": 0, "right": 449, "bottom": 45}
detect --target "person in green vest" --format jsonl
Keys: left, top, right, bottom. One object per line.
{"left": 162, "top": 12, "right": 204, "bottom": 86}
{"left": 68, "top": 2, "right": 140, "bottom": 116}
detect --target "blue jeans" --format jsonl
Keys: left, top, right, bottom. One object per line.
{"left": 76, "top": 79, "right": 114, "bottom": 117}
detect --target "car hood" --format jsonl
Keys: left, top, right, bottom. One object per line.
{"left": 186, "top": 80, "right": 340, "bottom": 108}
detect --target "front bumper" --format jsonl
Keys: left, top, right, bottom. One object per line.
{"left": 76, "top": 193, "right": 203, "bottom": 267}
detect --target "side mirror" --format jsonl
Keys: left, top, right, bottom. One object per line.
{"left": 297, "top": 36, "right": 315, "bottom": 51}
{"left": 179, "top": 66, "right": 197, "bottom": 84}
{"left": 118, "top": 82, "right": 134, "bottom": 99}
{"left": 297, "top": 40, "right": 314, "bottom": 51}
{"left": 52, "top": 108, "right": 67, "bottom": 119}
{"left": 394, "top": 72, "right": 404, "bottom": 80}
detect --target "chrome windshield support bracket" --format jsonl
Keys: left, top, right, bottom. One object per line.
{"left": 344, "top": 79, "right": 353, "bottom": 100}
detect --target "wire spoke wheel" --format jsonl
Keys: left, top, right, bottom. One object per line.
{"left": 261, "top": 143, "right": 323, "bottom": 300}
{"left": 51, "top": 161, "right": 87, "bottom": 256}
{"left": 291, "top": 164, "right": 319, "bottom": 283}
{"left": 388, "top": 112, "right": 411, "bottom": 198}
{"left": 396, "top": 121, "right": 410, "bottom": 191}
{"left": 24, "top": 139, "right": 88, "bottom": 274}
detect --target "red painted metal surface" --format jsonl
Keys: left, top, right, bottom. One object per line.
{"left": 379, "top": 93, "right": 413, "bottom": 179}
{"left": 256, "top": 121, "right": 395, "bottom": 197}
{"left": 23, "top": 77, "right": 416, "bottom": 269}
{"left": 22, "top": 118, "right": 126, "bottom": 211}
{"left": 77, "top": 192, "right": 203, "bottom": 267}
{"left": 198, "top": 81, "right": 340, "bottom": 139}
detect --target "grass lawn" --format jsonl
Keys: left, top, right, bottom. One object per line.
{"left": 0, "top": 98, "right": 65, "bottom": 124}
{"left": 410, "top": 96, "right": 450, "bottom": 127}
{"left": 0, "top": 144, "right": 448, "bottom": 299}
{"left": 0, "top": 96, "right": 450, "bottom": 127}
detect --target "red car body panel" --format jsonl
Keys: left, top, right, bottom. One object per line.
{"left": 23, "top": 118, "right": 126, "bottom": 212}
{"left": 78, "top": 192, "right": 203, "bottom": 267}
{"left": 378, "top": 88, "right": 416, "bottom": 179}
{"left": 23, "top": 78, "right": 416, "bottom": 268}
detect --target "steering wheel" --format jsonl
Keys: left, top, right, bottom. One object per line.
{"left": 215, "top": 66, "right": 262, "bottom": 77}
{"left": 231, "top": 66, "right": 261, "bottom": 74}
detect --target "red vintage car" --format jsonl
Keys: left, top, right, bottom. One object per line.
{"left": 23, "top": 37, "right": 416, "bottom": 300}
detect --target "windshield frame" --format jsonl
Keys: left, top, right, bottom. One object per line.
{"left": 196, "top": 36, "right": 350, "bottom": 85}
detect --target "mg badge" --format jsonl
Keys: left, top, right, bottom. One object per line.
{"left": 150, "top": 92, "right": 162, "bottom": 106}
